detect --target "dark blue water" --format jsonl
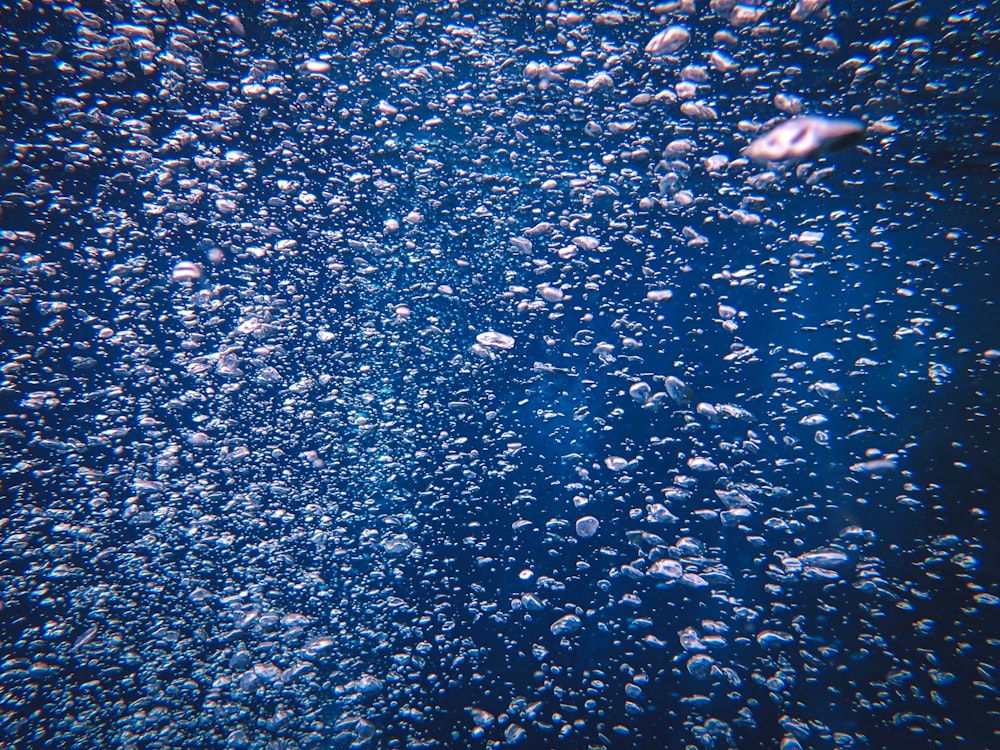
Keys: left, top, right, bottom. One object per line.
{"left": 1, "top": 1, "right": 998, "bottom": 749}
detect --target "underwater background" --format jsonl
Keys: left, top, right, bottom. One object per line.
{"left": 1, "top": 0, "right": 998, "bottom": 748}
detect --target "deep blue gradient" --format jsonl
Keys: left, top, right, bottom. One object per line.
{"left": 0, "top": 1, "right": 998, "bottom": 749}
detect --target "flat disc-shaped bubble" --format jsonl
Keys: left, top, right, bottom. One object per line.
{"left": 745, "top": 116, "right": 865, "bottom": 162}
{"left": 550, "top": 614, "right": 582, "bottom": 636}
{"left": 644, "top": 25, "right": 690, "bottom": 56}
{"left": 575, "top": 516, "right": 599, "bottom": 538}
{"left": 648, "top": 559, "right": 683, "bottom": 580}
{"left": 475, "top": 331, "right": 515, "bottom": 349}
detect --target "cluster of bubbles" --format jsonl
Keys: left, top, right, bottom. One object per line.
{"left": 0, "top": 0, "right": 997, "bottom": 749}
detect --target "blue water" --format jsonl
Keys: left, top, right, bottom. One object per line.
{"left": 1, "top": 1, "right": 998, "bottom": 748}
